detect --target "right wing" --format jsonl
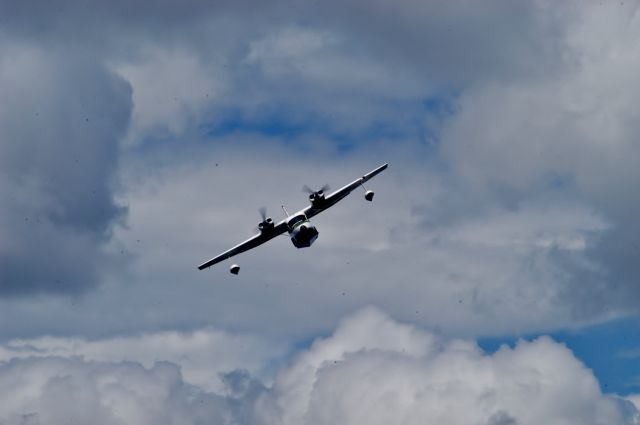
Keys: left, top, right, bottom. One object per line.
{"left": 197, "top": 221, "right": 288, "bottom": 270}
{"left": 303, "top": 163, "right": 388, "bottom": 219}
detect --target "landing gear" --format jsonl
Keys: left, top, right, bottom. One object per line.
{"left": 229, "top": 264, "right": 240, "bottom": 275}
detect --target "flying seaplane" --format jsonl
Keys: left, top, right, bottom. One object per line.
{"left": 197, "top": 163, "right": 388, "bottom": 274}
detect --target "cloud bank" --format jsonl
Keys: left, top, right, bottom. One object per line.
{"left": 0, "top": 308, "right": 637, "bottom": 425}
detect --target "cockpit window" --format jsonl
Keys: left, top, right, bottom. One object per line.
{"left": 287, "top": 214, "right": 306, "bottom": 229}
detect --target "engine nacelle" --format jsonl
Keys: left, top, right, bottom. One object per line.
{"left": 258, "top": 217, "right": 274, "bottom": 232}
{"left": 364, "top": 190, "right": 374, "bottom": 201}
{"left": 309, "top": 190, "right": 326, "bottom": 207}
{"left": 229, "top": 264, "right": 240, "bottom": 275}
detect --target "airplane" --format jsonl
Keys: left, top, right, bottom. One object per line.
{"left": 197, "top": 163, "right": 388, "bottom": 274}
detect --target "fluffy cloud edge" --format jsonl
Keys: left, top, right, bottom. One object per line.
{"left": 0, "top": 307, "right": 637, "bottom": 425}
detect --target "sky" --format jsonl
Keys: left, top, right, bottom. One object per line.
{"left": 1, "top": 0, "right": 640, "bottom": 423}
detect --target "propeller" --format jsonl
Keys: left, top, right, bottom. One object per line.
{"left": 257, "top": 207, "right": 274, "bottom": 232}
{"left": 302, "top": 183, "right": 331, "bottom": 194}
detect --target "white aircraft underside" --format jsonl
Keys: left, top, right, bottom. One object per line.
{"left": 197, "top": 163, "right": 388, "bottom": 274}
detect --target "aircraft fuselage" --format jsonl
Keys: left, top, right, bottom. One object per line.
{"left": 290, "top": 221, "right": 319, "bottom": 248}
{"left": 287, "top": 213, "right": 319, "bottom": 248}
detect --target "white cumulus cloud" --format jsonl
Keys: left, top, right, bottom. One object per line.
{"left": 0, "top": 327, "right": 288, "bottom": 393}
{"left": 0, "top": 308, "right": 636, "bottom": 425}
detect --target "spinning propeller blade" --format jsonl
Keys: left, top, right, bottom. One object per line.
{"left": 302, "top": 184, "right": 331, "bottom": 194}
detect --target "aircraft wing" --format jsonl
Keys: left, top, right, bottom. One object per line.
{"left": 304, "top": 163, "right": 388, "bottom": 219}
{"left": 197, "top": 221, "right": 288, "bottom": 270}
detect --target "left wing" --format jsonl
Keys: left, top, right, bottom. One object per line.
{"left": 197, "top": 221, "right": 288, "bottom": 270}
{"left": 303, "top": 163, "right": 388, "bottom": 219}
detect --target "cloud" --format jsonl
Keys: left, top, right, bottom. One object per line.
{"left": 0, "top": 326, "right": 289, "bottom": 393}
{"left": 74, "top": 148, "right": 605, "bottom": 339}
{"left": 437, "top": 1, "right": 640, "bottom": 318}
{"left": 0, "top": 44, "right": 131, "bottom": 295}
{"left": 0, "top": 0, "right": 638, "bottom": 362}
{"left": 0, "top": 357, "right": 248, "bottom": 425}
{"left": 307, "top": 0, "right": 574, "bottom": 87}
{"left": 116, "top": 48, "right": 218, "bottom": 142}
{"left": 0, "top": 0, "right": 565, "bottom": 146}
{"left": 268, "top": 307, "right": 637, "bottom": 425}
{"left": 1, "top": 2, "right": 639, "bottom": 421}
{"left": 629, "top": 396, "right": 640, "bottom": 412}
{"left": 0, "top": 308, "right": 636, "bottom": 425}
{"left": 101, "top": 0, "right": 640, "bottom": 335}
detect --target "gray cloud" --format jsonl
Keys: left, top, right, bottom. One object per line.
{"left": 304, "top": 0, "right": 574, "bottom": 88}
{"left": 437, "top": 1, "right": 640, "bottom": 319}
{"left": 0, "top": 45, "right": 131, "bottom": 295}
{"left": 83, "top": 147, "right": 605, "bottom": 338}
{"left": 0, "top": 0, "right": 637, "bottom": 358}
{"left": 0, "top": 0, "right": 571, "bottom": 146}
{"left": 488, "top": 411, "right": 518, "bottom": 425}
{"left": 0, "top": 146, "right": 608, "bottom": 339}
